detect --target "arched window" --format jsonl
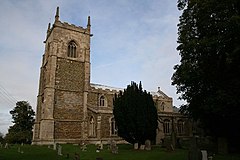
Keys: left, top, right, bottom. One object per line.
{"left": 67, "top": 41, "right": 77, "bottom": 58}
{"left": 163, "top": 119, "right": 170, "bottom": 134}
{"left": 89, "top": 116, "right": 95, "bottom": 137}
{"left": 99, "top": 96, "right": 105, "bottom": 107}
{"left": 110, "top": 118, "right": 117, "bottom": 136}
{"left": 177, "top": 120, "right": 184, "bottom": 134}
{"left": 161, "top": 102, "right": 165, "bottom": 111}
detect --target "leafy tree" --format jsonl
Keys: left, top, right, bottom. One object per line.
{"left": 5, "top": 101, "right": 35, "bottom": 144}
{"left": 113, "top": 82, "right": 158, "bottom": 146}
{"left": 0, "top": 132, "right": 4, "bottom": 143}
{"left": 172, "top": 0, "right": 240, "bottom": 149}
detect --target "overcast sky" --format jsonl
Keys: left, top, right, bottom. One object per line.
{"left": 0, "top": 0, "right": 183, "bottom": 135}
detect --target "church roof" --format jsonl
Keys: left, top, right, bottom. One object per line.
{"left": 90, "top": 83, "right": 170, "bottom": 98}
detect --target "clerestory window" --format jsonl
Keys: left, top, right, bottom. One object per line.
{"left": 99, "top": 96, "right": 105, "bottom": 107}
{"left": 67, "top": 41, "right": 77, "bottom": 58}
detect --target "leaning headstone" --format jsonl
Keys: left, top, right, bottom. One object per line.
{"left": 58, "top": 145, "right": 62, "bottom": 156}
{"left": 21, "top": 143, "right": 24, "bottom": 146}
{"left": 134, "top": 143, "right": 138, "bottom": 150}
{"left": 201, "top": 150, "right": 208, "bottom": 160}
{"left": 145, "top": 140, "right": 151, "bottom": 151}
{"left": 18, "top": 147, "right": 21, "bottom": 153}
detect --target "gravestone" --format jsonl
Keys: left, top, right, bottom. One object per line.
{"left": 145, "top": 140, "right": 151, "bottom": 151}
{"left": 139, "top": 144, "right": 145, "bottom": 150}
{"left": 99, "top": 140, "right": 103, "bottom": 150}
{"left": 111, "top": 144, "right": 118, "bottom": 154}
{"left": 96, "top": 145, "right": 101, "bottom": 152}
{"left": 58, "top": 145, "right": 62, "bottom": 156}
{"left": 201, "top": 150, "right": 208, "bottom": 160}
{"left": 18, "top": 147, "right": 21, "bottom": 153}
{"left": 0, "top": 142, "right": 2, "bottom": 148}
{"left": 134, "top": 143, "right": 138, "bottom": 150}
{"left": 81, "top": 143, "right": 87, "bottom": 151}
{"left": 53, "top": 143, "right": 57, "bottom": 150}
{"left": 4, "top": 143, "right": 9, "bottom": 149}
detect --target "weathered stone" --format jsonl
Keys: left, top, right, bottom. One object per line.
{"left": 140, "top": 145, "right": 145, "bottom": 150}
{"left": 145, "top": 140, "right": 151, "bottom": 151}
{"left": 134, "top": 143, "right": 138, "bottom": 150}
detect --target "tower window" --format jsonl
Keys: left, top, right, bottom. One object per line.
{"left": 67, "top": 41, "right": 77, "bottom": 58}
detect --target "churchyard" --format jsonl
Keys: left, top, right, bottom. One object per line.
{"left": 0, "top": 143, "right": 239, "bottom": 160}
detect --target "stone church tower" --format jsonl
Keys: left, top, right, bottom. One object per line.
{"left": 33, "top": 7, "right": 192, "bottom": 145}
{"left": 32, "top": 7, "right": 92, "bottom": 144}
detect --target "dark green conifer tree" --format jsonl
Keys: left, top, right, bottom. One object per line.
{"left": 113, "top": 82, "right": 158, "bottom": 146}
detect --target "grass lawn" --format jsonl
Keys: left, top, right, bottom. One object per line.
{"left": 0, "top": 144, "right": 239, "bottom": 160}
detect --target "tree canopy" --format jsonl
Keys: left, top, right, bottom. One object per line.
{"left": 113, "top": 82, "right": 158, "bottom": 146}
{"left": 172, "top": 0, "right": 240, "bottom": 146}
{"left": 5, "top": 101, "right": 35, "bottom": 144}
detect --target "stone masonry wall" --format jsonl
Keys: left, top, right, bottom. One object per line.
{"left": 55, "top": 121, "right": 82, "bottom": 139}
{"left": 55, "top": 58, "right": 84, "bottom": 91}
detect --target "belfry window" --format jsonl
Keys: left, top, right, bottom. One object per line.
{"left": 99, "top": 96, "right": 105, "bottom": 107}
{"left": 67, "top": 41, "right": 77, "bottom": 58}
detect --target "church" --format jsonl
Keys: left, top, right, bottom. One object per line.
{"left": 32, "top": 7, "right": 192, "bottom": 145}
